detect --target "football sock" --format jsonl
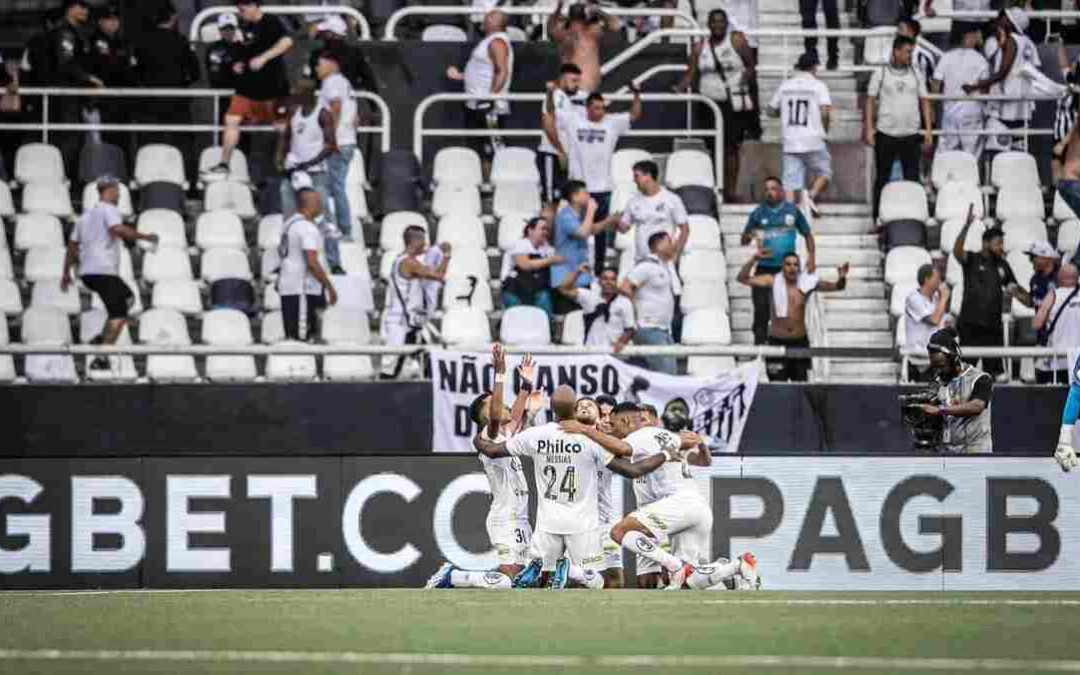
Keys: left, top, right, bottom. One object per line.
{"left": 621, "top": 531, "right": 682, "bottom": 573}
{"left": 449, "top": 570, "right": 512, "bottom": 589}
{"left": 567, "top": 562, "right": 604, "bottom": 590}
{"left": 686, "top": 558, "right": 741, "bottom": 590}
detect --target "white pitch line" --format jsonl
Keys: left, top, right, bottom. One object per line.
{"left": 1, "top": 649, "right": 1080, "bottom": 672}
{"left": 697, "top": 599, "right": 1080, "bottom": 607}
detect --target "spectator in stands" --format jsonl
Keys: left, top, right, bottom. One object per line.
{"left": 446, "top": 10, "right": 512, "bottom": 179}
{"left": 380, "top": 228, "right": 451, "bottom": 380}
{"left": 953, "top": 215, "right": 1030, "bottom": 380}
{"left": 931, "top": 23, "right": 989, "bottom": 161}
{"left": 896, "top": 18, "right": 938, "bottom": 93}
{"left": 559, "top": 86, "right": 643, "bottom": 271}
{"left": 865, "top": 36, "right": 933, "bottom": 222}
{"left": 904, "top": 264, "right": 950, "bottom": 383}
{"left": 741, "top": 176, "right": 816, "bottom": 345}
{"left": 675, "top": 9, "right": 756, "bottom": 202}
{"left": 768, "top": 50, "right": 832, "bottom": 218}
{"left": 1034, "top": 263, "right": 1080, "bottom": 384}
{"left": 48, "top": 0, "right": 100, "bottom": 174}
{"left": 617, "top": 159, "right": 689, "bottom": 276}
{"left": 736, "top": 250, "right": 848, "bottom": 382}
{"left": 61, "top": 176, "right": 158, "bottom": 370}
{"left": 919, "top": 326, "right": 994, "bottom": 454}
{"left": 558, "top": 264, "right": 635, "bottom": 351}
{"left": 550, "top": 180, "right": 612, "bottom": 302}
{"left": 305, "top": 16, "right": 377, "bottom": 94}
{"left": 923, "top": 0, "right": 991, "bottom": 46}
{"left": 85, "top": 5, "right": 135, "bottom": 150}
{"left": 717, "top": 0, "right": 762, "bottom": 140}
{"left": 539, "top": 65, "right": 584, "bottom": 216}
{"left": 620, "top": 231, "right": 678, "bottom": 374}
{"left": 967, "top": 8, "right": 1039, "bottom": 152}
{"left": 204, "top": 0, "right": 294, "bottom": 178}
{"left": 548, "top": 1, "right": 622, "bottom": 94}
{"left": 799, "top": 0, "right": 839, "bottom": 71}
{"left": 206, "top": 13, "right": 243, "bottom": 90}
{"left": 315, "top": 51, "right": 358, "bottom": 251}
{"left": 1026, "top": 241, "right": 1062, "bottom": 311}
{"left": 277, "top": 189, "right": 338, "bottom": 342}
{"left": 19, "top": 9, "right": 58, "bottom": 89}
{"left": 501, "top": 217, "right": 563, "bottom": 317}
{"left": 1053, "top": 47, "right": 1080, "bottom": 182}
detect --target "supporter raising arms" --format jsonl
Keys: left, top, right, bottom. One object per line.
{"left": 548, "top": 1, "right": 622, "bottom": 95}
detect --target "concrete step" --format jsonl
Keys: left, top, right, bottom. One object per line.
{"left": 817, "top": 248, "right": 881, "bottom": 266}
{"left": 827, "top": 359, "right": 901, "bottom": 381}
{"left": 723, "top": 233, "right": 882, "bottom": 250}
{"left": 726, "top": 263, "right": 882, "bottom": 283}
{"left": 728, "top": 278, "right": 885, "bottom": 298}
{"left": 819, "top": 296, "right": 889, "bottom": 312}
{"left": 824, "top": 312, "right": 889, "bottom": 331}
{"left": 828, "top": 330, "right": 894, "bottom": 348}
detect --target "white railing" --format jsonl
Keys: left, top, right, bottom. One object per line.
{"left": 189, "top": 4, "right": 371, "bottom": 42}
{"left": 0, "top": 87, "right": 392, "bottom": 153}
{"left": 382, "top": 5, "right": 698, "bottom": 41}
{"left": 412, "top": 92, "right": 725, "bottom": 194}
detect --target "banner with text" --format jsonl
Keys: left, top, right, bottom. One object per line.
{"left": 429, "top": 350, "right": 760, "bottom": 453}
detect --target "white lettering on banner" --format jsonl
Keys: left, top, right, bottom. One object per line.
{"left": 0, "top": 475, "right": 50, "bottom": 573}
{"left": 71, "top": 477, "right": 144, "bottom": 572}
{"left": 432, "top": 474, "right": 495, "bottom": 571}
{"left": 429, "top": 349, "right": 760, "bottom": 453}
{"left": 166, "top": 476, "right": 231, "bottom": 572}
{"left": 247, "top": 476, "right": 318, "bottom": 573}
{"left": 341, "top": 473, "right": 421, "bottom": 573}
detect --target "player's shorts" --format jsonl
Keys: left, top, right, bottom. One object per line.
{"left": 530, "top": 529, "right": 603, "bottom": 572}
{"left": 487, "top": 518, "right": 532, "bottom": 568}
{"left": 595, "top": 523, "right": 622, "bottom": 570}
{"left": 227, "top": 95, "right": 287, "bottom": 125}
{"left": 632, "top": 490, "right": 713, "bottom": 575}
{"left": 782, "top": 147, "right": 832, "bottom": 190}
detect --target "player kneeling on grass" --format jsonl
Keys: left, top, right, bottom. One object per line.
{"left": 475, "top": 386, "right": 682, "bottom": 590}
{"left": 426, "top": 344, "right": 541, "bottom": 590}
{"left": 1055, "top": 353, "right": 1080, "bottom": 472}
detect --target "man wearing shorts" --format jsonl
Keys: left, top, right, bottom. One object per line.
{"left": 61, "top": 176, "right": 158, "bottom": 371}
{"left": 204, "top": 0, "right": 293, "bottom": 177}
{"left": 768, "top": 51, "right": 832, "bottom": 218}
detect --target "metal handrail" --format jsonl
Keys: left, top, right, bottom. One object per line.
{"left": 189, "top": 4, "right": 371, "bottom": 42}
{"left": 412, "top": 92, "right": 724, "bottom": 195}
{"left": 1, "top": 87, "right": 392, "bottom": 153}
{"left": 382, "top": 6, "right": 699, "bottom": 41}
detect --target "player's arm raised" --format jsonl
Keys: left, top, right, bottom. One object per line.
{"left": 486, "top": 343, "right": 508, "bottom": 439}
{"left": 559, "top": 419, "right": 632, "bottom": 457}
{"left": 507, "top": 353, "right": 535, "bottom": 432}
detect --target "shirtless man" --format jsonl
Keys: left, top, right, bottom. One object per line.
{"left": 1056, "top": 117, "right": 1080, "bottom": 248}
{"left": 737, "top": 250, "right": 848, "bottom": 382}
{"left": 548, "top": 1, "right": 622, "bottom": 94}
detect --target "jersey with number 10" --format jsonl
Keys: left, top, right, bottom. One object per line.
{"left": 506, "top": 422, "right": 614, "bottom": 534}
{"left": 769, "top": 73, "right": 831, "bottom": 154}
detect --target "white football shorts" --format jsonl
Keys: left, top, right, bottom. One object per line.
{"left": 487, "top": 518, "right": 532, "bottom": 567}
{"left": 596, "top": 523, "right": 623, "bottom": 571}
{"left": 632, "top": 489, "right": 713, "bottom": 575}
{"left": 530, "top": 529, "right": 603, "bottom": 572}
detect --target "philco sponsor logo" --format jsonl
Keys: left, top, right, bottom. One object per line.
{"left": 536, "top": 439, "right": 583, "bottom": 454}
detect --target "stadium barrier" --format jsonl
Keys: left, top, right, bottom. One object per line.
{"left": 1, "top": 455, "right": 1075, "bottom": 589}
{"left": 188, "top": 4, "right": 373, "bottom": 42}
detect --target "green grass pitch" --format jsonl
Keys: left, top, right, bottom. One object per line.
{"left": 1, "top": 590, "right": 1078, "bottom": 674}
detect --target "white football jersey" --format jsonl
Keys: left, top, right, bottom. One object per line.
{"left": 769, "top": 73, "right": 831, "bottom": 154}
{"left": 627, "top": 426, "right": 699, "bottom": 505}
{"left": 506, "top": 422, "right": 614, "bottom": 534}
{"left": 596, "top": 465, "right": 615, "bottom": 526}
{"left": 478, "top": 430, "right": 530, "bottom": 524}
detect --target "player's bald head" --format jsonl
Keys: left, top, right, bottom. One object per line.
{"left": 551, "top": 385, "right": 577, "bottom": 421}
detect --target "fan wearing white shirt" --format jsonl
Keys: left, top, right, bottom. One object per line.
{"left": 474, "top": 385, "right": 674, "bottom": 589}
{"left": 277, "top": 189, "right": 338, "bottom": 341}
{"left": 904, "top": 264, "right": 950, "bottom": 383}
{"left": 768, "top": 51, "right": 833, "bottom": 218}
{"left": 620, "top": 231, "right": 679, "bottom": 375}
{"left": 970, "top": 9, "right": 1040, "bottom": 150}
{"left": 315, "top": 50, "right": 358, "bottom": 248}
{"left": 931, "top": 25, "right": 989, "bottom": 159}
{"left": 539, "top": 63, "right": 584, "bottom": 213}
{"left": 557, "top": 264, "right": 635, "bottom": 351}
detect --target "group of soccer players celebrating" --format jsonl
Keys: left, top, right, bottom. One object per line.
{"left": 425, "top": 344, "right": 759, "bottom": 591}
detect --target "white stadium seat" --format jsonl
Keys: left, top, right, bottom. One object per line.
{"left": 996, "top": 184, "right": 1045, "bottom": 222}
{"left": 664, "top": 150, "right": 714, "bottom": 189}
{"left": 422, "top": 24, "right": 469, "bottom": 41}
{"left": 0, "top": 320, "right": 13, "bottom": 382}
{"left": 1053, "top": 190, "right": 1079, "bottom": 222}
{"left": 31, "top": 282, "right": 80, "bottom": 315}
{"left": 142, "top": 247, "right": 194, "bottom": 283}
{"left": 946, "top": 253, "right": 963, "bottom": 285}
{"left": 682, "top": 307, "right": 731, "bottom": 344}
{"left": 138, "top": 209, "right": 188, "bottom": 249}
{"left": 134, "top": 144, "right": 186, "bottom": 188}
{"left": 1002, "top": 219, "right": 1048, "bottom": 253}
{"left": 1059, "top": 219, "right": 1080, "bottom": 256}
{"left": 377, "top": 250, "right": 395, "bottom": 281}
{"left": 610, "top": 148, "right": 652, "bottom": 189}
{"left": 932, "top": 151, "right": 980, "bottom": 190}
{"left": 991, "top": 151, "right": 1039, "bottom": 189}
{"left": 266, "top": 340, "right": 318, "bottom": 382}
{"left": 442, "top": 274, "right": 494, "bottom": 310}
{"left": 261, "top": 310, "right": 286, "bottom": 343}
{"left": 151, "top": 279, "right": 203, "bottom": 315}
{"left": 82, "top": 181, "right": 134, "bottom": 218}
{"left": 680, "top": 248, "right": 726, "bottom": 283}
{"left": 204, "top": 180, "right": 257, "bottom": 219}
{"left": 198, "top": 146, "right": 250, "bottom": 184}
{"left": 201, "top": 247, "right": 253, "bottom": 282}
{"left": 492, "top": 181, "right": 541, "bottom": 218}
{"left": 441, "top": 307, "right": 491, "bottom": 345}
{"left": 560, "top": 309, "right": 585, "bottom": 345}
{"left": 445, "top": 246, "right": 490, "bottom": 281}
{"left": 0, "top": 278, "right": 22, "bottom": 315}
{"left": 347, "top": 163, "right": 370, "bottom": 226}
{"left": 15, "top": 143, "right": 65, "bottom": 184}
{"left": 436, "top": 214, "right": 487, "bottom": 249}
{"left": 950, "top": 281, "right": 964, "bottom": 316}
{"left": 0, "top": 247, "right": 10, "bottom": 281}
{"left": 202, "top": 308, "right": 257, "bottom": 382}
{"left": 889, "top": 282, "right": 919, "bottom": 318}
{"left": 687, "top": 356, "right": 737, "bottom": 377}
{"left": 686, "top": 215, "right": 721, "bottom": 251}
{"left": 322, "top": 306, "right": 374, "bottom": 381}
{"left": 939, "top": 218, "right": 985, "bottom": 254}
{"left": 611, "top": 183, "right": 638, "bottom": 214}
{"left": 1006, "top": 250, "right": 1035, "bottom": 289}
{"left": 333, "top": 274, "right": 375, "bottom": 312}
{"left": 23, "top": 246, "right": 66, "bottom": 282}
{"left": 0, "top": 182, "right": 14, "bottom": 217}
{"left": 680, "top": 279, "right": 728, "bottom": 313}
{"left": 497, "top": 213, "right": 530, "bottom": 251}
{"left": 257, "top": 214, "right": 284, "bottom": 250}
{"left": 263, "top": 283, "right": 281, "bottom": 311}
{"left": 934, "top": 180, "right": 984, "bottom": 222}
{"left": 500, "top": 305, "right": 551, "bottom": 346}
{"left": 22, "top": 181, "right": 74, "bottom": 218}
{"left": 431, "top": 185, "right": 482, "bottom": 218}
{"left": 22, "top": 306, "right": 78, "bottom": 383}
{"left": 884, "top": 246, "right": 932, "bottom": 286}
{"left": 490, "top": 147, "right": 539, "bottom": 184}
{"left": 879, "top": 181, "right": 929, "bottom": 223}
{"left": 79, "top": 308, "right": 138, "bottom": 382}
{"left": 139, "top": 307, "right": 198, "bottom": 382}
{"left": 196, "top": 210, "right": 247, "bottom": 250}
{"left": 338, "top": 242, "right": 371, "bottom": 277}
{"left": 380, "top": 212, "right": 427, "bottom": 252}
{"left": 15, "top": 213, "right": 63, "bottom": 250}
{"left": 433, "top": 146, "right": 483, "bottom": 188}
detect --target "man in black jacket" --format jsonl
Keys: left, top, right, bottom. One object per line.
{"left": 86, "top": 5, "right": 136, "bottom": 152}
{"left": 48, "top": 0, "right": 100, "bottom": 175}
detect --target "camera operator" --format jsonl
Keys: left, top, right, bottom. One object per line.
{"left": 914, "top": 327, "right": 994, "bottom": 454}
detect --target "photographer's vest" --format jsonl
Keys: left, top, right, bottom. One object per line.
{"left": 937, "top": 366, "right": 993, "bottom": 454}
